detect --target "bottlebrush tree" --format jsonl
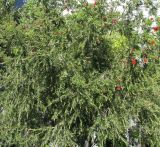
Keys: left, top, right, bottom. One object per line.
{"left": 0, "top": 0, "right": 160, "bottom": 146}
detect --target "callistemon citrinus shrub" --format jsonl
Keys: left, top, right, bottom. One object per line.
{"left": 0, "top": 0, "right": 160, "bottom": 146}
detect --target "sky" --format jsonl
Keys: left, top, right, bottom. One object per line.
{"left": 15, "top": 0, "right": 26, "bottom": 9}
{"left": 14, "top": 0, "right": 160, "bottom": 17}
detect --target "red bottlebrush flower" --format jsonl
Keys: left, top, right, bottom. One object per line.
{"left": 131, "top": 59, "right": 137, "bottom": 65}
{"left": 150, "top": 17, "right": 154, "bottom": 21}
{"left": 152, "top": 26, "right": 159, "bottom": 32}
{"left": 143, "top": 57, "right": 148, "bottom": 64}
{"left": 112, "top": 19, "right": 117, "bottom": 25}
{"left": 115, "top": 86, "right": 123, "bottom": 91}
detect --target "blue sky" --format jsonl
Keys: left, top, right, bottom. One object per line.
{"left": 15, "top": 0, "right": 26, "bottom": 9}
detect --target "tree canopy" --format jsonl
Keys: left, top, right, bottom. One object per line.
{"left": 0, "top": 0, "right": 160, "bottom": 146}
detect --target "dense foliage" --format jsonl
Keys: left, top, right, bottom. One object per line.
{"left": 0, "top": 0, "right": 160, "bottom": 146}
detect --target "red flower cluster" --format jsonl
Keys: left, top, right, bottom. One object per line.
{"left": 115, "top": 86, "right": 123, "bottom": 91}
{"left": 131, "top": 59, "right": 137, "bottom": 65}
{"left": 143, "top": 57, "right": 148, "bottom": 64}
{"left": 150, "top": 17, "right": 154, "bottom": 21}
{"left": 152, "top": 26, "right": 159, "bottom": 32}
{"left": 112, "top": 19, "right": 118, "bottom": 25}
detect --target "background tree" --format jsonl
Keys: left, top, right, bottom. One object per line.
{"left": 0, "top": 0, "right": 160, "bottom": 146}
